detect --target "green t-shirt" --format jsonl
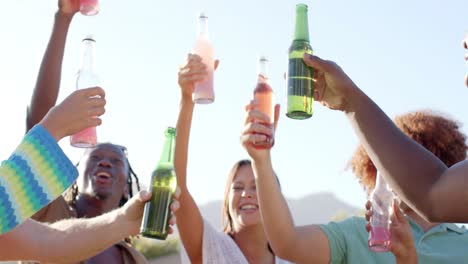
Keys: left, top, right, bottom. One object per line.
{"left": 320, "top": 216, "right": 468, "bottom": 264}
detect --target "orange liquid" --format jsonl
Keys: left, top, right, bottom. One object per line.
{"left": 253, "top": 75, "right": 274, "bottom": 149}
{"left": 254, "top": 75, "right": 274, "bottom": 124}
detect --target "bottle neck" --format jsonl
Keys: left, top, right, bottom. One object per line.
{"left": 257, "top": 57, "right": 269, "bottom": 81}
{"left": 374, "top": 172, "right": 390, "bottom": 192}
{"left": 158, "top": 129, "right": 176, "bottom": 167}
{"left": 293, "top": 4, "right": 310, "bottom": 42}
{"left": 197, "top": 15, "right": 210, "bottom": 38}
{"left": 81, "top": 39, "right": 96, "bottom": 71}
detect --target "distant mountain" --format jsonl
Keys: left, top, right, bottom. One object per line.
{"left": 199, "top": 191, "right": 362, "bottom": 230}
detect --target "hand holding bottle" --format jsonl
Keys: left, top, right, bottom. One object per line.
{"left": 121, "top": 187, "right": 181, "bottom": 236}
{"left": 366, "top": 200, "right": 418, "bottom": 263}
{"left": 39, "top": 86, "right": 106, "bottom": 141}
{"left": 178, "top": 54, "right": 219, "bottom": 102}
{"left": 302, "top": 54, "right": 360, "bottom": 113}
{"left": 240, "top": 100, "right": 280, "bottom": 160}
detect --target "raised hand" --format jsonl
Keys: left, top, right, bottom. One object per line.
{"left": 39, "top": 86, "right": 106, "bottom": 141}
{"left": 240, "top": 100, "right": 280, "bottom": 161}
{"left": 120, "top": 187, "right": 181, "bottom": 236}
{"left": 178, "top": 54, "right": 219, "bottom": 101}
{"left": 302, "top": 54, "right": 360, "bottom": 112}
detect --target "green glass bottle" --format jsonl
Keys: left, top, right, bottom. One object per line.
{"left": 140, "top": 127, "right": 177, "bottom": 240}
{"left": 286, "top": 3, "right": 314, "bottom": 120}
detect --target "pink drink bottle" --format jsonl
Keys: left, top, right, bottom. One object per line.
{"left": 192, "top": 13, "right": 215, "bottom": 104}
{"left": 253, "top": 56, "right": 275, "bottom": 148}
{"left": 80, "top": 0, "right": 100, "bottom": 16}
{"left": 70, "top": 36, "right": 100, "bottom": 148}
{"left": 368, "top": 171, "right": 394, "bottom": 252}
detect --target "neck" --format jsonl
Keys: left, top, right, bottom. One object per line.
{"left": 75, "top": 194, "right": 121, "bottom": 218}
{"left": 232, "top": 224, "right": 274, "bottom": 263}
{"left": 405, "top": 209, "right": 439, "bottom": 232}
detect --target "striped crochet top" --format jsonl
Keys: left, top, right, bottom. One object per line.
{"left": 0, "top": 125, "right": 78, "bottom": 235}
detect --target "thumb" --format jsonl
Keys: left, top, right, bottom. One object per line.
{"left": 136, "top": 190, "right": 152, "bottom": 203}
{"left": 303, "top": 54, "right": 329, "bottom": 72}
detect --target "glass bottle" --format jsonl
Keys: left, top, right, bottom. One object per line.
{"left": 286, "top": 3, "right": 314, "bottom": 120}
{"left": 368, "top": 172, "right": 393, "bottom": 252}
{"left": 140, "top": 127, "right": 178, "bottom": 240}
{"left": 70, "top": 35, "right": 100, "bottom": 148}
{"left": 192, "top": 13, "right": 215, "bottom": 104}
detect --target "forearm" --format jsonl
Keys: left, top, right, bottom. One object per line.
{"left": 395, "top": 252, "right": 418, "bottom": 264}
{"left": 345, "top": 87, "right": 447, "bottom": 219}
{"left": 174, "top": 98, "right": 194, "bottom": 189}
{"left": 46, "top": 209, "right": 130, "bottom": 262}
{"left": 27, "top": 11, "right": 72, "bottom": 131}
{"left": 0, "top": 210, "right": 130, "bottom": 262}
{"left": 252, "top": 156, "right": 297, "bottom": 256}
{"left": 173, "top": 98, "right": 203, "bottom": 261}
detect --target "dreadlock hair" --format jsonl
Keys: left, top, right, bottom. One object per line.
{"left": 64, "top": 143, "right": 141, "bottom": 209}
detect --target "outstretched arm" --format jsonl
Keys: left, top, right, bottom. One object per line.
{"left": 304, "top": 54, "right": 468, "bottom": 222}
{"left": 174, "top": 54, "right": 219, "bottom": 263}
{"left": 241, "top": 102, "right": 331, "bottom": 263}
{"left": 0, "top": 191, "right": 151, "bottom": 262}
{"left": 26, "top": 0, "right": 79, "bottom": 131}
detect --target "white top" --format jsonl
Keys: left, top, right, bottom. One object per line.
{"left": 180, "top": 219, "right": 293, "bottom": 264}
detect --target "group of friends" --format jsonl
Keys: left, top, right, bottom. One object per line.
{"left": 1, "top": 1, "right": 468, "bottom": 263}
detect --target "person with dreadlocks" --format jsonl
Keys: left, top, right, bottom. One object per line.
{"left": 21, "top": 1, "right": 169, "bottom": 263}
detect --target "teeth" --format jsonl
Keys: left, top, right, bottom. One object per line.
{"left": 96, "top": 172, "right": 111, "bottom": 178}
{"left": 241, "top": 205, "right": 257, "bottom": 210}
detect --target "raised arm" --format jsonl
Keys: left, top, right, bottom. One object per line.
{"left": 174, "top": 54, "right": 218, "bottom": 263}
{"left": 26, "top": 0, "right": 79, "bottom": 131}
{"left": 0, "top": 190, "right": 150, "bottom": 262}
{"left": 304, "top": 54, "right": 468, "bottom": 222}
{"left": 240, "top": 102, "right": 331, "bottom": 263}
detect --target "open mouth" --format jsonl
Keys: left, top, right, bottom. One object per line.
{"left": 239, "top": 203, "right": 258, "bottom": 212}
{"left": 93, "top": 171, "right": 112, "bottom": 184}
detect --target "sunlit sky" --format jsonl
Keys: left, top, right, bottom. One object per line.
{"left": 1, "top": 0, "right": 467, "bottom": 210}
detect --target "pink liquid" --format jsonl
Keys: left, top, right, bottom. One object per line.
{"left": 80, "top": 0, "right": 99, "bottom": 16}
{"left": 70, "top": 126, "right": 97, "bottom": 148}
{"left": 193, "top": 35, "right": 214, "bottom": 104}
{"left": 368, "top": 226, "right": 391, "bottom": 252}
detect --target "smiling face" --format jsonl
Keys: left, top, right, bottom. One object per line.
{"left": 227, "top": 164, "right": 261, "bottom": 232}
{"left": 78, "top": 143, "right": 129, "bottom": 204}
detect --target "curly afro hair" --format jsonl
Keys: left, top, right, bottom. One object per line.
{"left": 349, "top": 110, "right": 467, "bottom": 193}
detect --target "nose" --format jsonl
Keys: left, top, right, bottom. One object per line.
{"left": 241, "top": 188, "right": 255, "bottom": 198}
{"left": 98, "top": 159, "right": 112, "bottom": 168}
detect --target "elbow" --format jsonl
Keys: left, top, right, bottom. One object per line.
{"left": 269, "top": 240, "right": 295, "bottom": 260}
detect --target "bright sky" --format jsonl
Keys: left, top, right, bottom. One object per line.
{"left": 1, "top": 0, "right": 467, "bottom": 210}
